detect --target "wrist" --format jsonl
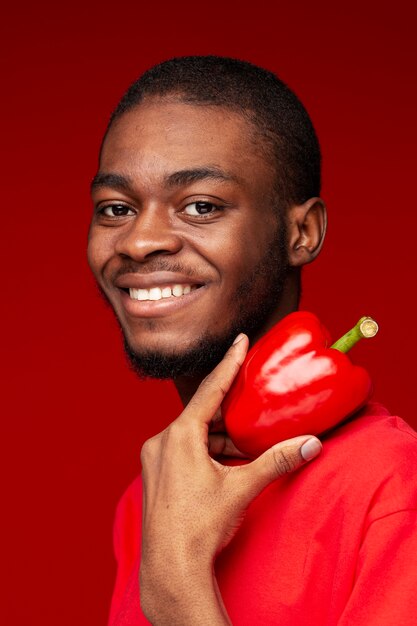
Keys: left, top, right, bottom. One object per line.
{"left": 140, "top": 561, "right": 231, "bottom": 625}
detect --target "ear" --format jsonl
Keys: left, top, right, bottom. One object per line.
{"left": 287, "top": 197, "right": 327, "bottom": 267}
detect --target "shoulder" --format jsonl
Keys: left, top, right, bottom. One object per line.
{"left": 247, "top": 402, "right": 417, "bottom": 551}
{"left": 316, "top": 402, "right": 417, "bottom": 523}
{"left": 324, "top": 401, "right": 417, "bottom": 471}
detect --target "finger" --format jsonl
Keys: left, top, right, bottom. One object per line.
{"left": 239, "top": 436, "right": 322, "bottom": 500}
{"left": 182, "top": 334, "right": 249, "bottom": 424}
{"left": 208, "top": 433, "right": 249, "bottom": 459}
{"left": 209, "top": 413, "right": 225, "bottom": 432}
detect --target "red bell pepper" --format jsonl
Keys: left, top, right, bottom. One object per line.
{"left": 222, "top": 311, "right": 378, "bottom": 458}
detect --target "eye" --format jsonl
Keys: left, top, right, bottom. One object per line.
{"left": 100, "top": 204, "right": 135, "bottom": 217}
{"left": 182, "top": 201, "right": 221, "bottom": 217}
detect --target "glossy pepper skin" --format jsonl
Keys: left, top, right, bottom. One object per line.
{"left": 222, "top": 311, "right": 373, "bottom": 458}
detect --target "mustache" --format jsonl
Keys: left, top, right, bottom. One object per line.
{"left": 111, "top": 258, "right": 201, "bottom": 281}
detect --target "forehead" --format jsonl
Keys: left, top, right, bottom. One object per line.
{"left": 100, "top": 99, "right": 274, "bottom": 187}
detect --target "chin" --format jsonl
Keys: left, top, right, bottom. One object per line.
{"left": 122, "top": 326, "right": 238, "bottom": 380}
{"left": 123, "top": 325, "right": 204, "bottom": 355}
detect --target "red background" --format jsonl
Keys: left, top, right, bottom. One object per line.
{"left": 2, "top": 2, "right": 416, "bottom": 624}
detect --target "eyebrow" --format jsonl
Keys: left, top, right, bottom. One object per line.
{"left": 90, "top": 172, "right": 132, "bottom": 192}
{"left": 90, "top": 166, "right": 240, "bottom": 193}
{"left": 165, "top": 166, "right": 240, "bottom": 188}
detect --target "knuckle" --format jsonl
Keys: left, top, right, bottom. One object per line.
{"left": 140, "top": 440, "right": 151, "bottom": 465}
{"left": 163, "top": 419, "right": 196, "bottom": 448}
{"left": 140, "top": 435, "right": 159, "bottom": 465}
{"left": 168, "top": 419, "right": 188, "bottom": 439}
{"left": 271, "top": 447, "right": 298, "bottom": 475}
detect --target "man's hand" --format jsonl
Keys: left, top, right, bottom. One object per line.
{"left": 140, "top": 334, "right": 322, "bottom": 625}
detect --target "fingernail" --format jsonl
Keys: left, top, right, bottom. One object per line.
{"left": 233, "top": 333, "right": 245, "bottom": 345}
{"left": 301, "top": 438, "right": 322, "bottom": 461}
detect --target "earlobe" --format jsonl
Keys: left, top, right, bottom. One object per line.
{"left": 287, "top": 198, "right": 327, "bottom": 267}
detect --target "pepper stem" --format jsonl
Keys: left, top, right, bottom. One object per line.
{"left": 331, "top": 317, "right": 379, "bottom": 353}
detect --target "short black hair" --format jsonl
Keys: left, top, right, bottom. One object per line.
{"left": 105, "top": 55, "right": 321, "bottom": 210}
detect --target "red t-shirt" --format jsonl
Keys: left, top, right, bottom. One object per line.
{"left": 108, "top": 403, "right": 417, "bottom": 625}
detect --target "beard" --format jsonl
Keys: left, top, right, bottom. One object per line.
{"left": 119, "top": 223, "right": 291, "bottom": 380}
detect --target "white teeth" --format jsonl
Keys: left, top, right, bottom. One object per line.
{"left": 172, "top": 284, "right": 184, "bottom": 297}
{"left": 128, "top": 284, "right": 197, "bottom": 301}
{"left": 149, "top": 287, "right": 162, "bottom": 301}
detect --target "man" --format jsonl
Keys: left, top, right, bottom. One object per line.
{"left": 88, "top": 57, "right": 417, "bottom": 625}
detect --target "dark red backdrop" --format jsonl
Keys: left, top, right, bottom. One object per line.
{"left": 2, "top": 2, "right": 416, "bottom": 624}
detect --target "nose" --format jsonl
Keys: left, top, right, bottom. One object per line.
{"left": 114, "top": 205, "right": 183, "bottom": 261}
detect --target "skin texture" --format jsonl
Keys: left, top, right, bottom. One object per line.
{"left": 88, "top": 97, "right": 326, "bottom": 623}
{"left": 139, "top": 336, "right": 322, "bottom": 625}
{"left": 88, "top": 98, "right": 326, "bottom": 398}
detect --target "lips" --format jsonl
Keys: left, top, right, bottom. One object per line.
{"left": 115, "top": 271, "right": 204, "bottom": 291}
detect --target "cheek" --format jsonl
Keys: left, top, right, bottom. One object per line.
{"left": 87, "top": 228, "right": 111, "bottom": 278}
{"left": 220, "top": 227, "right": 274, "bottom": 278}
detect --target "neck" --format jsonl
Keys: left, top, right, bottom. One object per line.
{"left": 174, "top": 270, "right": 300, "bottom": 406}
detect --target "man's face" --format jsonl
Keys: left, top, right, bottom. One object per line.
{"left": 88, "top": 98, "right": 290, "bottom": 378}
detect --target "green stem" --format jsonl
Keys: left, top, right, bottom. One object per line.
{"left": 331, "top": 317, "right": 379, "bottom": 354}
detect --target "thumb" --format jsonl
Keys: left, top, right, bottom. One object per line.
{"left": 239, "top": 436, "right": 322, "bottom": 500}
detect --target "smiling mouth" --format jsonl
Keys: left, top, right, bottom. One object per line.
{"left": 123, "top": 284, "right": 202, "bottom": 302}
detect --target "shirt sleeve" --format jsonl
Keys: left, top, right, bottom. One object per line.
{"left": 108, "top": 477, "right": 143, "bottom": 626}
{"left": 338, "top": 509, "right": 417, "bottom": 626}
